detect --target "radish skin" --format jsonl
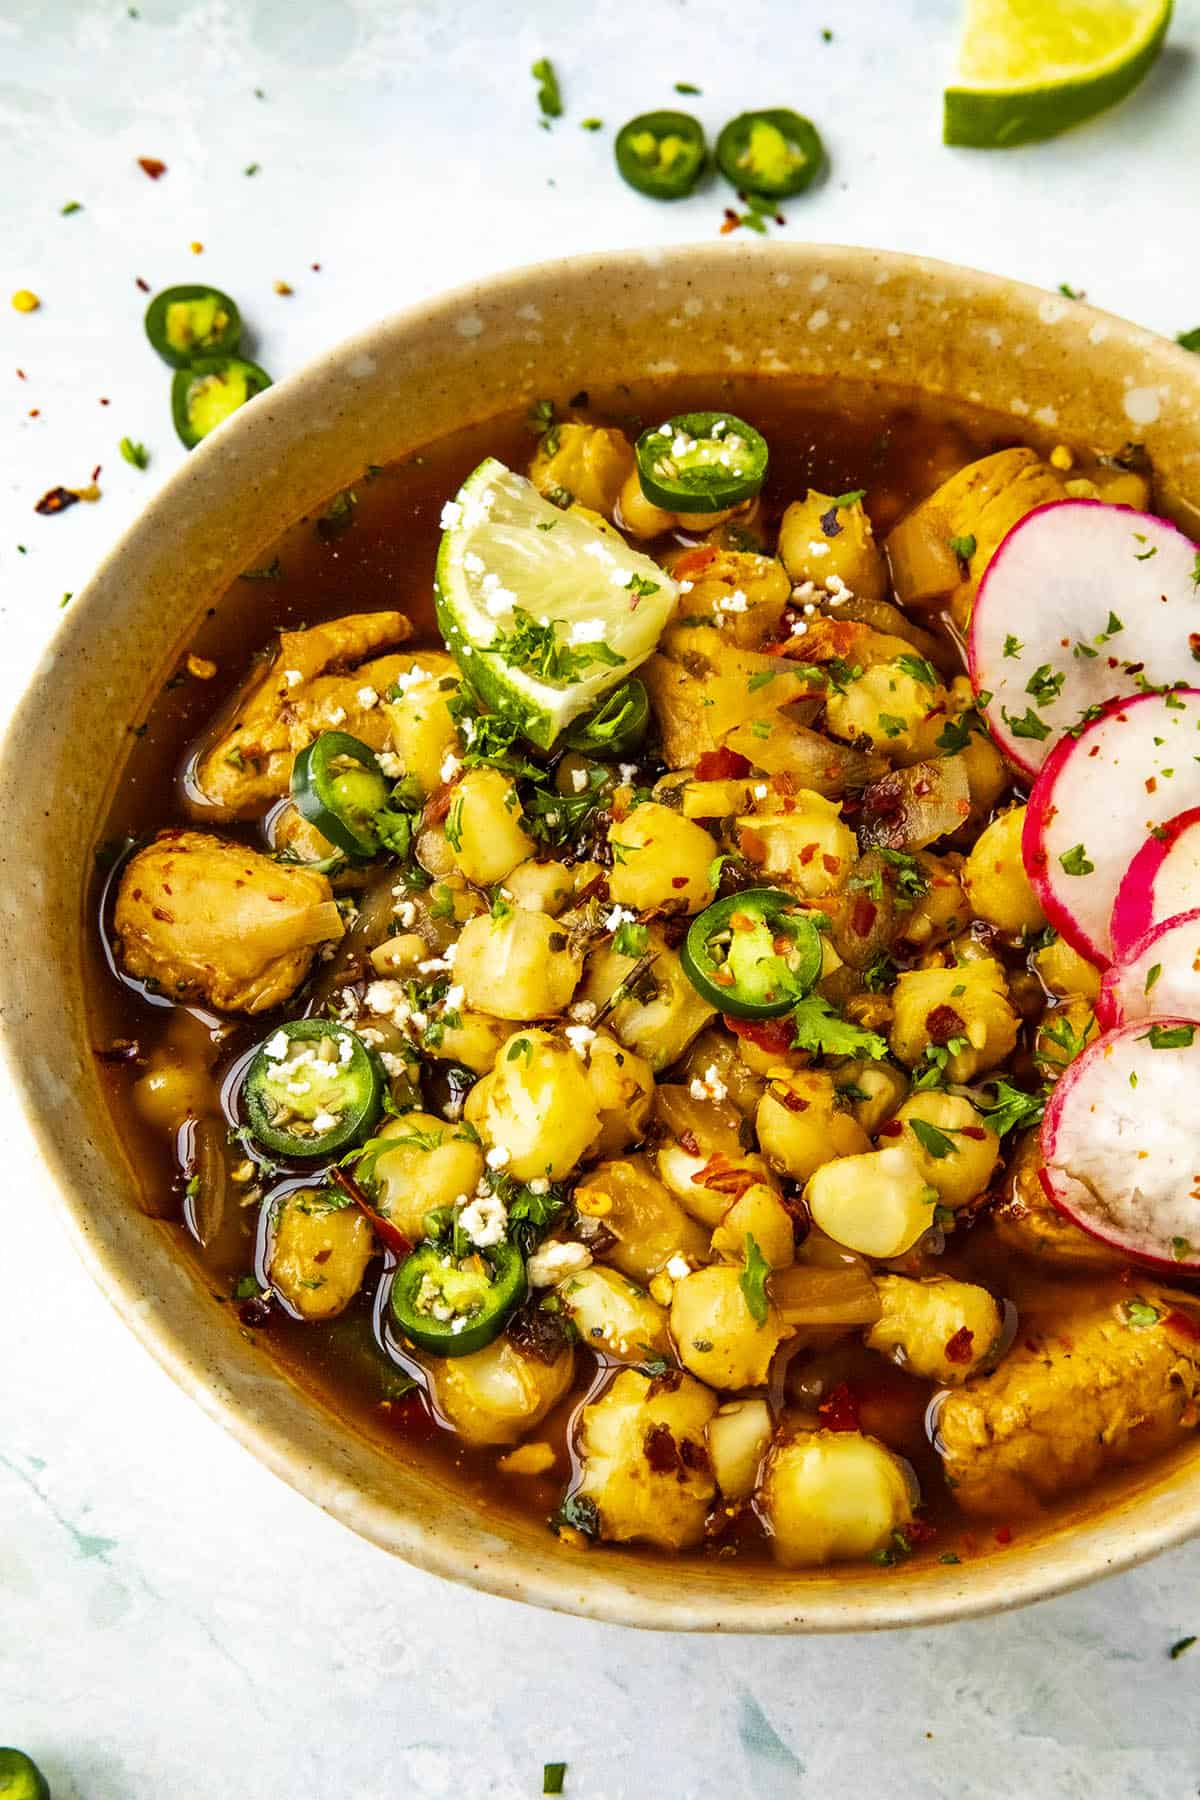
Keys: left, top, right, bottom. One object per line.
{"left": 1040, "top": 1015, "right": 1200, "bottom": 1272}
{"left": 1097, "top": 911, "right": 1200, "bottom": 1031}
{"left": 969, "top": 500, "right": 1200, "bottom": 776}
{"left": 1110, "top": 805, "right": 1200, "bottom": 962}
{"left": 1022, "top": 689, "right": 1200, "bottom": 965}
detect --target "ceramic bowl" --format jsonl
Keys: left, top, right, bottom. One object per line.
{"left": 4, "top": 244, "right": 1200, "bottom": 1632}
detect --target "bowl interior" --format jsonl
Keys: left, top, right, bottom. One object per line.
{"left": 5, "top": 242, "right": 1200, "bottom": 1631}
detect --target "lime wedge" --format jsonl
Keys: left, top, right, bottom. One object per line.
{"left": 944, "top": 0, "right": 1172, "bottom": 148}
{"left": 434, "top": 458, "right": 677, "bottom": 748}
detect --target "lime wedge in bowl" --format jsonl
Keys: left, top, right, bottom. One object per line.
{"left": 944, "top": 0, "right": 1172, "bottom": 148}
{"left": 434, "top": 458, "right": 678, "bottom": 748}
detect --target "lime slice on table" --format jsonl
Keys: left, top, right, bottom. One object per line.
{"left": 944, "top": 0, "right": 1173, "bottom": 148}
{"left": 434, "top": 458, "right": 678, "bottom": 749}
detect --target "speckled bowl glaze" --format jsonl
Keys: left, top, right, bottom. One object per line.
{"left": 4, "top": 244, "right": 1200, "bottom": 1633}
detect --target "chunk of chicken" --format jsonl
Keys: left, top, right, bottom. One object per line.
{"left": 884, "top": 449, "right": 1066, "bottom": 630}
{"left": 189, "top": 611, "right": 420, "bottom": 816}
{"left": 989, "top": 1130, "right": 1122, "bottom": 1272}
{"left": 114, "top": 829, "right": 343, "bottom": 1012}
{"left": 937, "top": 1286, "right": 1200, "bottom": 1516}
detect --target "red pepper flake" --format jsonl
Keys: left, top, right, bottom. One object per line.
{"left": 719, "top": 209, "right": 740, "bottom": 235}
{"left": 906, "top": 1517, "right": 938, "bottom": 1545}
{"left": 329, "top": 1164, "right": 412, "bottom": 1259}
{"left": 138, "top": 156, "right": 167, "bottom": 179}
{"left": 1146, "top": 775, "right": 1158, "bottom": 794}
{"left": 926, "top": 1004, "right": 965, "bottom": 1045}
{"left": 818, "top": 1381, "right": 860, "bottom": 1432}
{"left": 34, "top": 485, "right": 78, "bottom": 515}
{"left": 671, "top": 875, "right": 688, "bottom": 889}
{"left": 877, "top": 1119, "right": 903, "bottom": 1138}
{"left": 958, "top": 1126, "right": 987, "bottom": 1141}
{"left": 135, "top": 276, "right": 151, "bottom": 292}
{"left": 644, "top": 1422, "right": 684, "bottom": 1475}
{"left": 723, "top": 1012, "right": 794, "bottom": 1055}
{"left": 91, "top": 463, "right": 101, "bottom": 482}
{"left": 99, "top": 395, "right": 110, "bottom": 405}
{"left": 994, "top": 1525, "right": 1013, "bottom": 1546}
{"left": 15, "top": 369, "right": 26, "bottom": 380}
{"left": 695, "top": 1154, "right": 755, "bottom": 1199}
{"left": 851, "top": 895, "right": 877, "bottom": 937}
{"left": 311, "top": 262, "right": 322, "bottom": 272}
{"left": 27, "top": 408, "right": 39, "bottom": 418}
{"left": 945, "top": 1326, "right": 975, "bottom": 1364}
{"left": 696, "top": 745, "right": 751, "bottom": 781}
{"left": 678, "top": 1128, "right": 701, "bottom": 1156}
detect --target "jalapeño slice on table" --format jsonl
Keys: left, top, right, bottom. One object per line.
{"left": 0, "top": 1750, "right": 50, "bottom": 1800}
{"left": 561, "top": 677, "right": 650, "bottom": 757}
{"left": 390, "top": 1241, "right": 527, "bottom": 1356}
{"left": 144, "top": 284, "right": 243, "bottom": 368}
{"left": 291, "top": 731, "right": 391, "bottom": 860}
{"left": 171, "top": 355, "right": 272, "bottom": 448}
{"left": 614, "top": 110, "right": 707, "bottom": 199}
{"left": 635, "top": 411, "right": 768, "bottom": 514}
{"left": 715, "top": 109, "right": 825, "bottom": 198}
{"left": 243, "top": 1020, "right": 383, "bottom": 1159}
{"left": 681, "top": 887, "right": 823, "bottom": 1018}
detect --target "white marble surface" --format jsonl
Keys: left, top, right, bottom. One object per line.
{"left": 4, "top": 2, "right": 1200, "bottom": 1794}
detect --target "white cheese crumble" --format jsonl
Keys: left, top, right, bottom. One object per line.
{"left": 458, "top": 1190, "right": 508, "bottom": 1249}
{"left": 571, "top": 768, "right": 589, "bottom": 793}
{"left": 264, "top": 1030, "right": 290, "bottom": 1061}
{"left": 527, "top": 1239, "right": 593, "bottom": 1287}
{"left": 604, "top": 904, "right": 636, "bottom": 931}
{"left": 378, "top": 750, "right": 405, "bottom": 778}
{"left": 444, "top": 984, "right": 465, "bottom": 1011}
{"left": 282, "top": 668, "right": 303, "bottom": 688}
{"left": 326, "top": 705, "right": 347, "bottom": 727}
{"left": 417, "top": 956, "right": 451, "bottom": 975}
{"left": 564, "top": 1024, "right": 597, "bottom": 1056}
{"left": 665, "top": 1254, "right": 693, "bottom": 1281}
{"left": 689, "top": 1064, "right": 729, "bottom": 1104}
{"left": 440, "top": 500, "right": 463, "bottom": 530}
{"left": 568, "top": 1000, "right": 597, "bottom": 1024}
{"left": 806, "top": 540, "right": 830, "bottom": 559}
{"left": 390, "top": 665, "right": 432, "bottom": 695}
{"left": 528, "top": 1178, "right": 551, "bottom": 1196}
{"left": 395, "top": 899, "right": 417, "bottom": 929}
{"left": 485, "top": 1144, "right": 512, "bottom": 1170}
{"left": 356, "top": 686, "right": 379, "bottom": 710}
{"left": 440, "top": 751, "right": 462, "bottom": 784}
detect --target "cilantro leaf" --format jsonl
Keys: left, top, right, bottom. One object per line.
{"left": 981, "top": 1079, "right": 1045, "bottom": 1137}
{"left": 907, "top": 1117, "right": 958, "bottom": 1159}
{"left": 791, "top": 992, "right": 888, "bottom": 1060}
{"left": 740, "top": 1233, "right": 770, "bottom": 1326}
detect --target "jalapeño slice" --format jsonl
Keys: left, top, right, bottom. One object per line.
{"left": 562, "top": 677, "right": 650, "bottom": 757}
{"left": 243, "top": 1020, "right": 382, "bottom": 1159}
{"left": 391, "top": 1241, "right": 526, "bottom": 1357}
{"left": 635, "top": 411, "right": 768, "bottom": 514}
{"left": 291, "top": 731, "right": 390, "bottom": 859}
{"left": 614, "top": 110, "right": 707, "bottom": 200}
{"left": 0, "top": 1751, "right": 50, "bottom": 1800}
{"left": 680, "top": 887, "right": 822, "bottom": 1017}
{"left": 171, "top": 355, "right": 272, "bottom": 448}
{"left": 715, "top": 109, "right": 825, "bottom": 198}
{"left": 145, "top": 284, "right": 242, "bottom": 368}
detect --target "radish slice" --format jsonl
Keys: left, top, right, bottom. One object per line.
{"left": 1022, "top": 688, "right": 1200, "bottom": 964}
{"left": 1040, "top": 1015, "right": 1200, "bottom": 1271}
{"left": 1097, "top": 911, "right": 1200, "bottom": 1030}
{"left": 1110, "top": 805, "right": 1200, "bottom": 961}
{"left": 968, "top": 500, "right": 1200, "bottom": 776}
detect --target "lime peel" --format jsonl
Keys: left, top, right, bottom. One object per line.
{"left": 944, "top": 0, "right": 1172, "bottom": 149}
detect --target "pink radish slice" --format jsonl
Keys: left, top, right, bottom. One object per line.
{"left": 968, "top": 499, "right": 1200, "bottom": 777}
{"left": 1110, "top": 805, "right": 1200, "bottom": 962}
{"left": 1022, "top": 688, "right": 1200, "bottom": 965}
{"left": 1097, "top": 911, "right": 1200, "bottom": 1030}
{"left": 1040, "top": 1014, "right": 1200, "bottom": 1271}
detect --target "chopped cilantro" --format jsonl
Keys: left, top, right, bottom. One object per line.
{"left": 614, "top": 919, "right": 649, "bottom": 958}
{"left": 947, "top": 533, "right": 976, "bottom": 561}
{"left": 907, "top": 1117, "right": 958, "bottom": 1159}
{"left": 626, "top": 572, "right": 660, "bottom": 600}
{"left": 1123, "top": 1299, "right": 1162, "bottom": 1330}
{"left": 1144, "top": 963, "right": 1162, "bottom": 994}
{"left": 1025, "top": 663, "right": 1064, "bottom": 706}
{"left": 832, "top": 488, "right": 866, "bottom": 508}
{"left": 482, "top": 607, "right": 621, "bottom": 687}
{"left": 1058, "top": 843, "right": 1093, "bottom": 876}
{"left": 1143, "top": 1023, "right": 1195, "bottom": 1049}
{"left": 119, "top": 436, "right": 149, "bottom": 469}
{"left": 896, "top": 652, "right": 938, "bottom": 689}
{"left": 1001, "top": 705, "right": 1051, "bottom": 742}
{"left": 1169, "top": 1635, "right": 1197, "bottom": 1660}
{"left": 981, "top": 1079, "right": 1044, "bottom": 1138}
{"left": 674, "top": 80, "right": 702, "bottom": 94}
{"left": 551, "top": 1493, "right": 599, "bottom": 1539}
{"left": 532, "top": 57, "right": 563, "bottom": 120}
{"left": 543, "top": 1764, "right": 567, "bottom": 1795}
{"left": 61, "top": 199, "right": 83, "bottom": 215}
{"left": 739, "top": 1234, "right": 770, "bottom": 1326}
{"left": 1178, "top": 329, "right": 1200, "bottom": 353}
{"left": 580, "top": 118, "right": 603, "bottom": 131}
{"left": 1003, "top": 634, "right": 1023, "bottom": 658}
{"left": 791, "top": 992, "right": 888, "bottom": 1060}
